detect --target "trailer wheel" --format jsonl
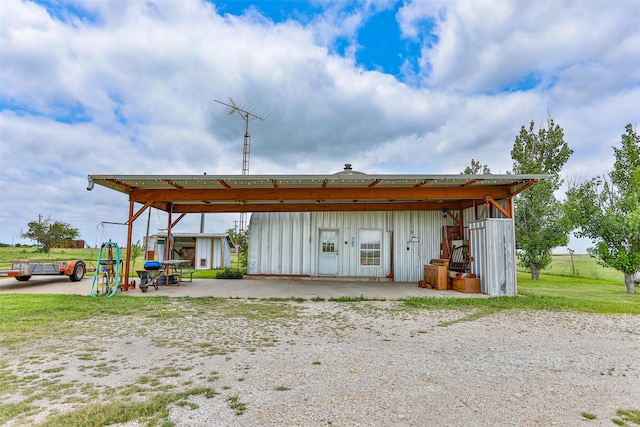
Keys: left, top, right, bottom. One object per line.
{"left": 15, "top": 275, "right": 32, "bottom": 282}
{"left": 70, "top": 261, "right": 86, "bottom": 282}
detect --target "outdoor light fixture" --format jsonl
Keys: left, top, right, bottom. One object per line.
{"left": 86, "top": 176, "right": 94, "bottom": 191}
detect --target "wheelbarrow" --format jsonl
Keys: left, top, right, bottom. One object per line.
{"left": 135, "top": 269, "right": 180, "bottom": 292}
{"left": 136, "top": 269, "right": 162, "bottom": 292}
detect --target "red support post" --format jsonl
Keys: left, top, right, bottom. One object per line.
{"left": 124, "top": 199, "right": 135, "bottom": 290}
{"left": 165, "top": 207, "right": 173, "bottom": 261}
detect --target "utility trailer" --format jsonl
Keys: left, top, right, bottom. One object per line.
{"left": 0, "top": 260, "right": 87, "bottom": 282}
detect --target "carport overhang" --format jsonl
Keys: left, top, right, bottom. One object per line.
{"left": 88, "top": 171, "right": 545, "bottom": 288}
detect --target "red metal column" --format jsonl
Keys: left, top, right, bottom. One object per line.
{"left": 163, "top": 207, "right": 173, "bottom": 284}
{"left": 124, "top": 199, "right": 134, "bottom": 290}
{"left": 165, "top": 207, "right": 172, "bottom": 261}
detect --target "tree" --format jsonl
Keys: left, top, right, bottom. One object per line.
{"left": 565, "top": 124, "right": 640, "bottom": 293}
{"left": 128, "top": 240, "right": 144, "bottom": 273}
{"left": 511, "top": 117, "right": 573, "bottom": 279}
{"left": 461, "top": 159, "right": 491, "bottom": 174}
{"left": 21, "top": 215, "right": 79, "bottom": 253}
{"left": 226, "top": 228, "right": 248, "bottom": 272}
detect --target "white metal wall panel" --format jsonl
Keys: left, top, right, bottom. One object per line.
{"left": 250, "top": 211, "right": 393, "bottom": 278}
{"left": 392, "top": 211, "right": 443, "bottom": 282}
{"left": 268, "top": 213, "right": 283, "bottom": 273}
{"left": 212, "top": 238, "right": 222, "bottom": 269}
{"left": 462, "top": 207, "right": 477, "bottom": 240}
{"left": 310, "top": 211, "right": 390, "bottom": 277}
{"left": 248, "top": 212, "right": 311, "bottom": 275}
{"left": 469, "top": 219, "right": 516, "bottom": 296}
{"left": 281, "top": 212, "right": 308, "bottom": 274}
{"left": 196, "top": 238, "right": 212, "bottom": 270}
{"left": 461, "top": 199, "right": 509, "bottom": 234}
{"left": 249, "top": 210, "right": 516, "bottom": 286}
{"left": 250, "top": 213, "right": 270, "bottom": 274}
{"left": 222, "top": 238, "right": 231, "bottom": 268}
{"left": 247, "top": 215, "right": 261, "bottom": 274}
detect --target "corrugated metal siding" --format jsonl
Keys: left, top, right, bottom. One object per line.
{"left": 250, "top": 211, "right": 394, "bottom": 278}
{"left": 494, "top": 199, "right": 509, "bottom": 219}
{"left": 311, "top": 211, "right": 390, "bottom": 277}
{"left": 469, "top": 219, "right": 516, "bottom": 296}
{"left": 222, "top": 238, "right": 231, "bottom": 268}
{"left": 148, "top": 235, "right": 230, "bottom": 270}
{"left": 212, "top": 238, "right": 222, "bottom": 269}
{"left": 461, "top": 199, "right": 509, "bottom": 235}
{"left": 248, "top": 212, "right": 311, "bottom": 275}
{"left": 196, "top": 238, "right": 212, "bottom": 269}
{"left": 462, "top": 207, "right": 477, "bottom": 240}
{"left": 249, "top": 209, "right": 516, "bottom": 287}
{"left": 195, "top": 237, "right": 229, "bottom": 270}
{"left": 392, "top": 211, "right": 443, "bottom": 282}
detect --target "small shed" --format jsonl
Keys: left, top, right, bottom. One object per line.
{"left": 146, "top": 233, "right": 233, "bottom": 270}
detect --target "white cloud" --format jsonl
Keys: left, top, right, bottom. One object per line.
{"left": 0, "top": 0, "right": 637, "bottom": 251}
{"left": 399, "top": 0, "right": 640, "bottom": 94}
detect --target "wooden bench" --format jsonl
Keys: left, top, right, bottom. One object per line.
{"left": 175, "top": 269, "right": 196, "bottom": 283}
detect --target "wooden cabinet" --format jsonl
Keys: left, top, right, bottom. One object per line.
{"left": 452, "top": 278, "right": 481, "bottom": 293}
{"left": 424, "top": 263, "right": 448, "bottom": 290}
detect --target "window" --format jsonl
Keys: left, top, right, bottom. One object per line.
{"left": 322, "top": 240, "right": 335, "bottom": 253}
{"left": 360, "top": 230, "right": 381, "bottom": 266}
{"left": 200, "top": 258, "right": 207, "bottom": 267}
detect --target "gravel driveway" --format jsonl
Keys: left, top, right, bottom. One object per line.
{"left": 1, "top": 300, "right": 638, "bottom": 426}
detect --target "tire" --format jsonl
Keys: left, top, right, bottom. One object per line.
{"left": 15, "top": 275, "right": 31, "bottom": 282}
{"left": 69, "top": 262, "right": 86, "bottom": 282}
{"left": 140, "top": 276, "right": 149, "bottom": 293}
{"left": 157, "top": 274, "right": 178, "bottom": 285}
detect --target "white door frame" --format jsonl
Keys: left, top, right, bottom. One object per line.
{"left": 318, "top": 229, "right": 339, "bottom": 275}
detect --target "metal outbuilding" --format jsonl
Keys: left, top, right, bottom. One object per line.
{"left": 88, "top": 165, "right": 543, "bottom": 295}
{"left": 144, "top": 233, "right": 233, "bottom": 270}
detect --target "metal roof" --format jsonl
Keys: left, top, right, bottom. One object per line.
{"left": 150, "top": 232, "right": 235, "bottom": 247}
{"left": 151, "top": 232, "right": 230, "bottom": 238}
{"left": 88, "top": 172, "right": 544, "bottom": 213}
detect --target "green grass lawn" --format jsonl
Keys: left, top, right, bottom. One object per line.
{"left": 0, "top": 246, "right": 99, "bottom": 264}
{"left": 525, "top": 254, "right": 624, "bottom": 283}
{"left": 512, "top": 253, "right": 638, "bottom": 313}
{"left": 405, "top": 255, "right": 637, "bottom": 315}
{"left": 515, "top": 272, "right": 639, "bottom": 314}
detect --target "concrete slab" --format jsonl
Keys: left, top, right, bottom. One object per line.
{"left": 0, "top": 276, "right": 487, "bottom": 300}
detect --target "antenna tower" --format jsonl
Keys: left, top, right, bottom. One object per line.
{"left": 215, "top": 98, "right": 267, "bottom": 232}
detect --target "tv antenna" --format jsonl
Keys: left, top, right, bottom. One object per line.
{"left": 215, "top": 97, "right": 267, "bottom": 232}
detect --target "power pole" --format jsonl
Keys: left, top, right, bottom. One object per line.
{"left": 214, "top": 98, "right": 267, "bottom": 233}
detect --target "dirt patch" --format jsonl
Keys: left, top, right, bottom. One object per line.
{"left": 1, "top": 301, "right": 638, "bottom": 426}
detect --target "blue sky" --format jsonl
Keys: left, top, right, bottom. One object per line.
{"left": 1, "top": 0, "right": 639, "bottom": 253}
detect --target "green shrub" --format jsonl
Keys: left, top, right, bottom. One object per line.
{"left": 215, "top": 269, "right": 244, "bottom": 279}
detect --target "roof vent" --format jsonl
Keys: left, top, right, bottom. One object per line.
{"left": 333, "top": 164, "right": 365, "bottom": 176}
